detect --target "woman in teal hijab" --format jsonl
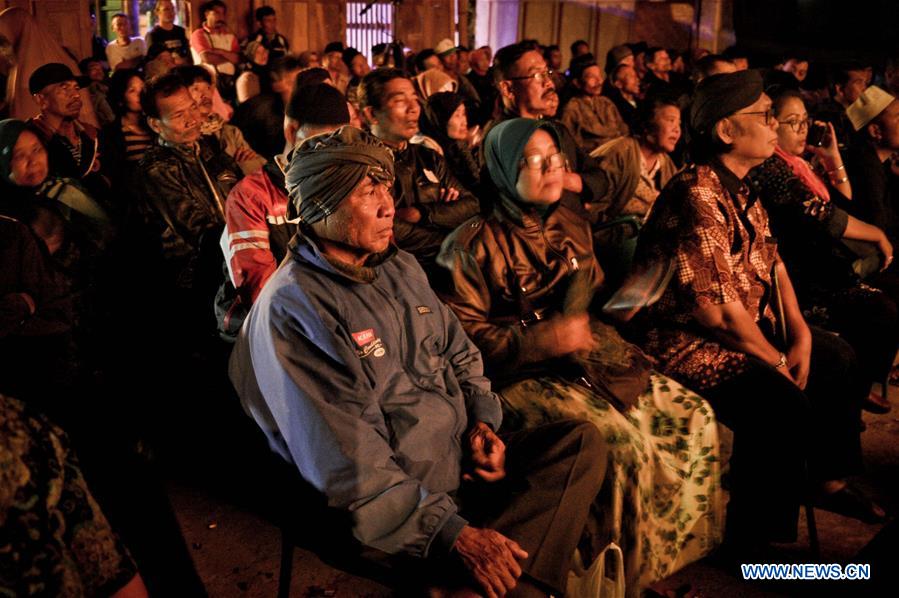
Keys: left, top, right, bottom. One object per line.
{"left": 437, "top": 118, "right": 723, "bottom": 595}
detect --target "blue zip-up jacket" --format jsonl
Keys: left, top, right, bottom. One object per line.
{"left": 229, "top": 232, "right": 502, "bottom": 558}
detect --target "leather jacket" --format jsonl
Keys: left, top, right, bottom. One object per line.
{"left": 138, "top": 135, "right": 242, "bottom": 286}
{"left": 390, "top": 141, "right": 480, "bottom": 264}
{"left": 436, "top": 194, "right": 599, "bottom": 384}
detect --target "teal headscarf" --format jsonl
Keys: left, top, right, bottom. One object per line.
{"left": 0, "top": 119, "right": 28, "bottom": 184}
{"left": 483, "top": 117, "right": 563, "bottom": 205}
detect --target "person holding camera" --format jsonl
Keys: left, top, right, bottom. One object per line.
{"left": 749, "top": 86, "right": 897, "bottom": 415}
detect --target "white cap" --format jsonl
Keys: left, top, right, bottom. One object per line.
{"left": 435, "top": 38, "right": 456, "bottom": 57}
{"left": 846, "top": 85, "right": 897, "bottom": 131}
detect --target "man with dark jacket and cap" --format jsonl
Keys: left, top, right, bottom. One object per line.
{"left": 359, "top": 68, "right": 480, "bottom": 269}
{"left": 229, "top": 125, "right": 608, "bottom": 598}
{"left": 633, "top": 70, "right": 880, "bottom": 552}
{"left": 26, "top": 63, "right": 101, "bottom": 186}
{"left": 218, "top": 83, "right": 350, "bottom": 337}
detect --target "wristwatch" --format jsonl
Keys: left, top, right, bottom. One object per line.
{"left": 773, "top": 352, "right": 788, "bottom": 369}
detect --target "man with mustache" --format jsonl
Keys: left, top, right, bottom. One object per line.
{"left": 173, "top": 65, "right": 265, "bottom": 175}
{"left": 490, "top": 41, "right": 614, "bottom": 223}
{"left": 359, "top": 68, "right": 480, "bottom": 270}
{"left": 137, "top": 71, "right": 243, "bottom": 339}
{"left": 27, "top": 63, "right": 100, "bottom": 184}
{"left": 189, "top": 0, "right": 239, "bottom": 79}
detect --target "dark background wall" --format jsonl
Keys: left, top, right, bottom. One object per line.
{"left": 734, "top": 0, "right": 899, "bottom": 66}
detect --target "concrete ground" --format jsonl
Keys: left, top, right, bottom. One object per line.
{"left": 166, "top": 390, "right": 899, "bottom": 597}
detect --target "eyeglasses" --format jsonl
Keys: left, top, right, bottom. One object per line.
{"left": 777, "top": 118, "right": 811, "bottom": 133}
{"left": 520, "top": 151, "right": 566, "bottom": 174}
{"left": 508, "top": 69, "right": 555, "bottom": 84}
{"left": 733, "top": 108, "right": 774, "bottom": 125}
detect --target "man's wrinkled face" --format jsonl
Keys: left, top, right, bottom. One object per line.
{"left": 187, "top": 79, "right": 214, "bottom": 116}
{"left": 149, "top": 87, "right": 202, "bottom": 144}
{"left": 503, "top": 50, "right": 555, "bottom": 116}
{"left": 35, "top": 80, "right": 82, "bottom": 119}
{"left": 368, "top": 77, "right": 420, "bottom": 143}
{"left": 313, "top": 174, "right": 395, "bottom": 258}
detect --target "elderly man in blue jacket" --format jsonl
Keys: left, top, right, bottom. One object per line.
{"left": 229, "top": 126, "right": 608, "bottom": 597}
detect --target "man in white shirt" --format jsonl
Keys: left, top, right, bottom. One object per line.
{"left": 105, "top": 13, "right": 146, "bottom": 71}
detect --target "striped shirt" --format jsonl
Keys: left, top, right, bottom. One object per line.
{"left": 122, "top": 126, "right": 153, "bottom": 163}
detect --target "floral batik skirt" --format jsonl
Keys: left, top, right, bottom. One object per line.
{"left": 498, "top": 371, "right": 722, "bottom": 596}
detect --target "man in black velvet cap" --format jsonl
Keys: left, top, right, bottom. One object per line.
{"left": 633, "top": 69, "right": 883, "bottom": 551}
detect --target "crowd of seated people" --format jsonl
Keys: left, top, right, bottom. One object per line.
{"left": 3, "top": 1, "right": 899, "bottom": 595}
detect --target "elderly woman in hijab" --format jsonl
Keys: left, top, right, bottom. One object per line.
{"left": 0, "top": 119, "right": 112, "bottom": 330}
{"left": 436, "top": 117, "right": 723, "bottom": 595}
{"left": 632, "top": 70, "right": 882, "bottom": 550}
{"left": 418, "top": 91, "right": 481, "bottom": 194}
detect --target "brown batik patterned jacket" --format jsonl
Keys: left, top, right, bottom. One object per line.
{"left": 632, "top": 161, "right": 780, "bottom": 390}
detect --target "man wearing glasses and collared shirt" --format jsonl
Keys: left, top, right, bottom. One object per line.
{"left": 632, "top": 70, "right": 881, "bottom": 552}
{"left": 487, "top": 41, "right": 616, "bottom": 223}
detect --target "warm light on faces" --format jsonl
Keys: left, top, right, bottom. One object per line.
{"left": 516, "top": 128, "right": 564, "bottom": 205}
{"left": 369, "top": 77, "right": 421, "bottom": 143}
{"left": 149, "top": 87, "right": 202, "bottom": 144}
{"left": 647, "top": 105, "right": 682, "bottom": 154}
{"left": 124, "top": 76, "right": 144, "bottom": 113}
{"left": 506, "top": 51, "right": 556, "bottom": 117}
{"left": 9, "top": 130, "right": 49, "bottom": 187}
{"left": 112, "top": 16, "right": 131, "bottom": 39}
{"left": 35, "top": 80, "right": 82, "bottom": 119}
{"left": 578, "top": 65, "right": 604, "bottom": 96}
{"left": 723, "top": 93, "right": 779, "bottom": 163}
{"left": 775, "top": 96, "right": 809, "bottom": 156}
{"left": 187, "top": 80, "right": 214, "bottom": 116}
{"left": 156, "top": 1, "right": 175, "bottom": 25}
{"left": 446, "top": 103, "right": 469, "bottom": 141}
{"left": 312, "top": 175, "right": 396, "bottom": 260}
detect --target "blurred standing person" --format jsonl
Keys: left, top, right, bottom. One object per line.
{"left": 189, "top": 0, "right": 239, "bottom": 97}
{"left": 105, "top": 13, "right": 146, "bottom": 72}
{"left": 145, "top": 0, "right": 191, "bottom": 64}
{"left": 246, "top": 5, "right": 289, "bottom": 61}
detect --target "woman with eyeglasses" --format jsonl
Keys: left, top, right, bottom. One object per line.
{"left": 633, "top": 71, "right": 883, "bottom": 554}
{"left": 749, "top": 87, "right": 899, "bottom": 416}
{"left": 436, "top": 118, "right": 723, "bottom": 594}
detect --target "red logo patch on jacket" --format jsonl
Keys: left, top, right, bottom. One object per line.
{"left": 351, "top": 328, "right": 386, "bottom": 358}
